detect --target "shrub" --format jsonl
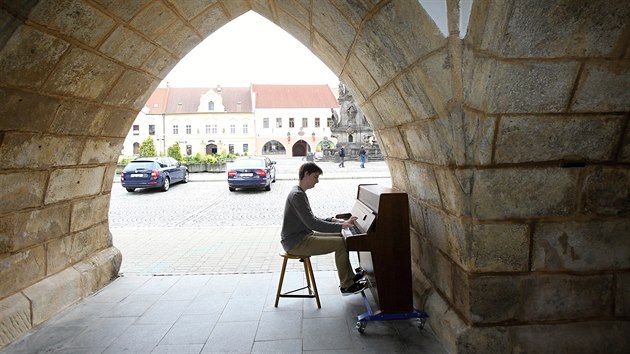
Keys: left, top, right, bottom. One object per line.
{"left": 139, "top": 137, "right": 156, "bottom": 157}
{"left": 167, "top": 143, "right": 183, "bottom": 161}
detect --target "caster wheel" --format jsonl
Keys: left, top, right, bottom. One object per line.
{"left": 417, "top": 318, "right": 426, "bottom": 330}
{"left": 356, "top": 320, "right": 367, "bottom": 333}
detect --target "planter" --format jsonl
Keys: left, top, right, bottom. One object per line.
{"left": 186, "top": 163, "right": 206, "bottom": 173}
{"left": 185, "top": 162, "right": 226, "bottom": 173}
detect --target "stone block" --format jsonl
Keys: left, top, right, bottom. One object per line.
{"left": 0, "top": 293, "right": 31, "bottom": 348}
{"left": 102, "top": 163, "right": 117, "bottom": 193}
{"left": 328, "top": 0, "right": 370, "bottom": 29}
{"left": 450, "top": 263, "right": 469, "bottom": 318}
{"left": 129, "top": 1, "right": 176, "bottom": 40}
{"left": 355, "top": 0, "right": 444, "bottom": 86}
{"left": 191, "top": 4, "right": 229, "bottom": 38}
{"left": 99, "top": 25, "right": 156, "bottom": 68}
{"left": 1, "top": 204, "right": 70, "bottom": 252}
{"left": 103, "top": 70, "right": 155, "bottom": 110}
{"left": 532, "top": 219, "right": 630, "bottom": 272}
{"left": 416, "top": 49, "right": 453, "bottom": 109}
{"left": 277, "top": 0, "right": 308, "bottom": 28}
{"left": 469, "top": 274, "right": 612, "bottom": 323}
{"left": 23, "top": 267, "right": 81, "bottom": 326}
{"left": 91, "top": 0, "right": 149, "bottom": 22}
{"left": 311, "top": 31, "right": 344, "bottom": 77}
{"left": 98, "top": 108, "right": 138, "bottom": 138}
{"left": 74, "top": 246, "right": 122, "bottom": 297}
{"left": 400, "top": 121, "right": 440, "bottom": 164}
{"left": 47, "top": 223, "right": 109, "bottom": 274}
{"left": 495, "top": 114, "right": 624, "bottom": 163}
{"left": 43, "top": 47, "right": 123, "bottom": 101}
{"left": 421, "top": 206, "right": 449, "bottom": 258}
{"left": 45, "top": 166, "right": 105, "bottom": 204}
{"left": 312, "top": 0, "right": 355, "bottom": 59}
{"left": 404, "top": 161, "right": 441, "bottom": 207}
{"left": 0, "top": 246, "right": 46, "bottom": 300}
{"left": 621, "top": 128, "right": 630, "bottom": 163}
{"left": 50, "top": 101, "right": 106, "bottom": 135}
{"left": 386, "top": 158, "right": 410, "bottom": 194}
{"left": 425, "top": 290, "right": 467, "bottom": 354}
{"left": 170, "top": 0, "right": 216, "bottom": 21}
{"left": 394, "top": 68, "right": 436, "bottom": 121}
{"left": 456, "top": 325, "right": 510, "bottom": 354}
{"left": 572, "top": 62, "right": 630, "bottom": 112}
{"left": 0, "top": 88, "right": 60, "bottom": 132}
{"left": 155, "top": 20, "right": 201, "bottom": 58}
{"left": 71, "top": 195, "right": 110, "bottom": 232}
{"left": 0, "top": 171, "right": 47, "bottom": 214}
{"left": 582, "top": 166, "right": 630, "bottom": 216}
{"left": 378, "top": 128, "right": 409, "bottom": 159}
{"left": 221, "top": 0, "right": 249, "bottom": 19}
{"left": 0, "top": 132, "right": 82, "bottom": 168}
{"left": 372, "top": 84, "right": 415, "bottom": 126}
{"left": 278, "top": 12, "right": 309, "bottom": 48}
{"left": 359, "top": 101, "right": 385, "bottom": 130}
{"left": 461, "top": 109, "right": 495, "bottom": 166}
{"left": 80, "top": 137, "right": 124, "bottom": 165}
{"left": 344, "top": 54, "right": 379, "bottom": 100}
{"left": 490, "top": 60, "right": 580, "bottom": 113}
{"left": 434, "top": 168, "right": 473, "bottom": 216}
{"left": 142, "top": 47, "right": 175, "bottom": 78}
{"left": 30, "top": 0, "right": 114, "bottom": 47}
{"left": 0, "top": 25, "right": 70, "bottom": 89}
{"left": 472, "top": 167, "right": 578, "bottom": 219}
{"left": 498, "top": 0, "right": 630, "bottom": 58}
{"left": 511, "top": 321, "right": 630, "bottom": 354}
{"left": 470, "top": 223, "right": 530, "bottom": 272}
{"left": 616, "top": 272, "right": 630, "bottom": 317}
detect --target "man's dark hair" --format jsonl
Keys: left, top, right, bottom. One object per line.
{"left": 299, "top": 162, "right": 323, "bottom": 180}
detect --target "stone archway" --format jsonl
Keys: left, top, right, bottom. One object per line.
{"left": 1, "top": 1, "right": 629, "bottom": 351}
{"left": 291, "top": 139, "right": 309, "bottom": 157}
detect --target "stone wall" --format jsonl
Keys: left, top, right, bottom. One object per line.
{"left": 1, "top": 0, "right": 628, "bottom": 351}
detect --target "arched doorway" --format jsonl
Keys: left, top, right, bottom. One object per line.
{"left": 262, "top": 140, "right": 286, "bottom": 155}
{"left": 291, "top": 140, "right": 309, "bottom": 157}
{"left": 205, "top": 143, "right": 217, "bottom": 155}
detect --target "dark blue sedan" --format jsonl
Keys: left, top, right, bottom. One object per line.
{"left": 227, "top": 156, "right": 276, "bottom": 192}
{"left": 121, "top": 157, "right": 189, "bottom": 192}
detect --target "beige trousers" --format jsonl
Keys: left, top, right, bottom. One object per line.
{"left": 288, "top": 231, "right": 355, "bottom": 288}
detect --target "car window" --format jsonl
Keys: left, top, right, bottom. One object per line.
{"left": 233, "top": 159, "right": 265, "bottom": 169}
{"left": 124, "top": 162, "right": 154, "bottom": 171}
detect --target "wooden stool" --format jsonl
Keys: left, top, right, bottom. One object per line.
{"left": 275, "top": 252, "right": 321, "bottom": 308}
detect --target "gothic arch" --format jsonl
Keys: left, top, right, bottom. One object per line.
{"left": 1, "top": 1, "right": 628, "bottom": 351}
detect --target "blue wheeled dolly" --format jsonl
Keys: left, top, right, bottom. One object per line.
{"left": 355, "top": 290, "right": 430, "bottom": 333}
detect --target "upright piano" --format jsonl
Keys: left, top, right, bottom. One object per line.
{"left": 340, "top": 184, "right": 428, "bottom": 332}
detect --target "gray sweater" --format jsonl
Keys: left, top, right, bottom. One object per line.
{"left": 280, "top": 185, "right": 342, "bottom": 251}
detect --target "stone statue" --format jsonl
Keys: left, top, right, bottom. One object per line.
{"left": 331, "top": 108, "right": 339, "bottom": 128}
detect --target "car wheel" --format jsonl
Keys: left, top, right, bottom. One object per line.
{"left": 272, "top": 174, "right": 276, "bottom": 183}
{"left": 125, "top": 188, "right": 135, "bottom": 192}
{"left": 161, "top": 177, "right": 170, "bottom": 192}
{"left": 229, "top": 187, "right": 236, "bottom": 192}
{"left": 183, "top": 171, "right": 189, "bottom": 183}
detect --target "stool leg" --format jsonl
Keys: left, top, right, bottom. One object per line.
{"left": 302, "top": 258, "right": 313, "bottom": 295}
{"left": 275, "top": 257, "right": 289, "bottom": 307}
{"left": 304, "top": 258, "right": 321, "bottom": 309}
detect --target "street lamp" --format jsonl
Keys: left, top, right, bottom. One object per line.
{"left": 161, "top": 113, "right": 166, "bottom": 154}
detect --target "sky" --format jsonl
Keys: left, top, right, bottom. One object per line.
{"left": 160, "top": 11, "right": 339, "bottom": 88}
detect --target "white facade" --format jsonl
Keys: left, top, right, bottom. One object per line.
{"left": 254, "top": 107, "right": 338, "bottom": 156}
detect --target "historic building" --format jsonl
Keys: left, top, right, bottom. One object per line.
{"left": 122, "top": 84, "right": 339, "bottom": 158}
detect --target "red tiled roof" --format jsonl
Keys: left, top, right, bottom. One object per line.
{"left": 252, "top": 84, "right": 339, "bottom": 109}
{"left": 144, "top": 87, "right": 253, "bottom": 114}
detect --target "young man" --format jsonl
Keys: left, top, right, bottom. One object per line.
{"left": 338, "top": 145, "right": 346, "bottom": 168}
{"left": 280, "top": 162, "right": 366, "bottom": 295}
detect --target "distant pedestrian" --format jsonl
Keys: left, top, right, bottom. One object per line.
{"left": 338, "top": 145, "right": 346, "bottom": 168}
{"left": 359, "top": 145, "right": 366, "bottom": 168}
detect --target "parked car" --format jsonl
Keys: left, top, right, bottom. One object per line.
{"left": 227, "top": 156, "right": 276, "bottom": 192}
{"left": 121, "top": 157, "right": 189, "bottom": 192}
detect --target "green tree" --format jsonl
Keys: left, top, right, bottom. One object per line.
{"left": 167, "top": 142, "right": 182, "bottom": 161}
{"left": 139, "top": 136, "right": 156, "bottom": 157}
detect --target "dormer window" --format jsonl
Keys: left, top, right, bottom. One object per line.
{"left": 208, "top": 101, "right": 214, "bottom": 111}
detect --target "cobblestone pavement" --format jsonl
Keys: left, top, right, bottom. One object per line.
{"left": 109, "top": 158, "right": 391, "bottom": 275}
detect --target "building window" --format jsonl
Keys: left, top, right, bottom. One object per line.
{"left": 132, "top": 125, "right": 139, "bottom": 135}
{"left": 289, "top": 118, "right": 295, "bottom": 128}
{"left": 230, "top": 124, "right": 236, "bottom": 134}
{"left": 211, "top": 124, "right": 217, "bottom": 134}
{"left": 302, "top": 117, "right": 308, "bottom": 128}
{"left": 205, "top": 125, "right": 211, "bottom": 134}
{"left": 314, "top": 118, "right": 320, "bottom": 128}
{"left": 243, "top": 143, "right": 249, "bottom": 153}
{"left": 149, "top": 124, "right": 155, "bottom": 135}
{"left": 276, "top": 117, "right": 282, "bottom": 128}
{"left": 173, "top": 125, "right": 178, "bottom": 134}
{"left": 263, "top": 118, "right": 269, "bottom": 128}
{"left": 208, "top": 101, "right": 214, "bottom": 111}
{"left": 327, "top": 117, "right": 333, "bottom": 127}
{"left": 243, "top": 124, "right": 248, "bottom": 134}
{"left": 186, "top": 145, "right": 192, "bottom": 156}
{"left": 186, "top": 125, "right": 191, "bottom": 134}
{"left": 228, "top": 144, "right": 234, "bottom": 154}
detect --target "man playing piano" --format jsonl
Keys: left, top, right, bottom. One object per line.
{"left": 281, "top": 162, "right": 367, "bottom": 295}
